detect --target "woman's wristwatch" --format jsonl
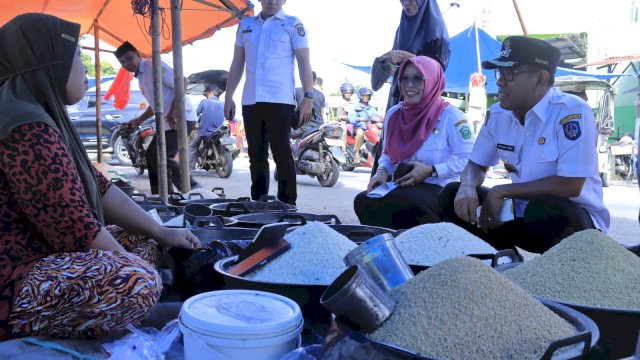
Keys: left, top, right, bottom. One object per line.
{"left": 431, "top": 165, "right": 438, "bottom": 177}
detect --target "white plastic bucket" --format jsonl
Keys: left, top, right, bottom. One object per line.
{"left": 179, "top": 290, "right": 303, "bottom": 360}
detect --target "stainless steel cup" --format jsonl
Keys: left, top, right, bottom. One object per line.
{"left": 320, "top": 265, "right": 395, "bottom": 333}
{"left": 343, "top": 233, "right": 413, "bottom": 292}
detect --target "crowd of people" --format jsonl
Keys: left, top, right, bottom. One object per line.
{"left": 0, "top": 0, "right": 621, "bottom": 343}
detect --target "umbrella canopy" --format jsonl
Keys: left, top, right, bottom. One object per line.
{"left": 1, "top": 0, "right": 253, "bottom": 56}
{"left": 187, "top": 69, "right": 228, "bottom": 95}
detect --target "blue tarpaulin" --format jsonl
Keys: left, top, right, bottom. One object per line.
{"left": 342, "top": 24, "right": 628, "bottom": 94}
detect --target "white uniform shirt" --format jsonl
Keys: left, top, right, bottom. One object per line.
{"left": 471, "top": 88, "right": 610, "bottom": 232}
{"left": 234, "top": 10, "right": 309, "bottom": 106}
{"left": 378, "top": 104, "right": 476, "bottom": 187}
{"left": 137, "top": 58, "right": 196, "bottom": 130}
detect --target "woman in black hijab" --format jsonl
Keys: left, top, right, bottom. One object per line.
{"left": 0, "top": 13, "right": 199, "bottom": 339}
{"left": 374, "top": 0, "right": 450, "bottom": 108}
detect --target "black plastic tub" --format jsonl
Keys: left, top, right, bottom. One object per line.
{"left": 286, "top": 224, "right": 396, "bottom": 244}
{"left": 359, "top": 298, "right": 599, "bottom": 360}
{"left": 214, "top": 255, "right": 333, "bottom": 325}
{"left": 232, "top": 212, "right": 340, "bottom": 229}
{"left": 551, "top": 302, "right": 640, "bottom": 359}
{"left": 211, "top": 201, "right": 297, "bottom": 217}
{"left": 409, "top": 249, "right": 523, "bottom": 275}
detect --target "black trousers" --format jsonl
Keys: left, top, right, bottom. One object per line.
{"left": 242, "top": 103, "right": 297, "bottom": 205}
{"left": 435, "top": 182, "right": 596, "bottom": 253}
{"left": 146, "top": 122, "right": 198, "bottom": 194}
{"left": 354, "top": 183, "right": 443, "bottom": 230}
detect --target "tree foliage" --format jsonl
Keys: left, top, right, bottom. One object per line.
{"left": 81, "top": 52, "right": 117, "bottom": 77}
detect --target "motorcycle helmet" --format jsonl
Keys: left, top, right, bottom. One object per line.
{"left": 340, "top": 82, "right": 355, "bottom": 95}
{"left": 358, "top": 87, "right": 374, "bottom": 101}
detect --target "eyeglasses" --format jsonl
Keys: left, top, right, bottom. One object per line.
{"left": 399, "top": 75, "right": 425, "bottom": 86}
{"left": 495, "top": 68, "right": 539, "bottom": 82}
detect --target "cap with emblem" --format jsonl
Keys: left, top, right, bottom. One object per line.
{"left": 481, "top": 36, "right": 561, "bottom": 74}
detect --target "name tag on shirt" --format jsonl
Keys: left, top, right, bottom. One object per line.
{"left": 497, "top": 143, "right": 515, "bottom": 152}
{"left": 242, "top": 29, "right": 252, "bottom": 33}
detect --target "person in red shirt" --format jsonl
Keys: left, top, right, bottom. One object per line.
{"left": 0, "top": 13, "right": 199, "bottom": 340}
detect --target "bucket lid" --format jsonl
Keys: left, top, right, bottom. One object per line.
{"left": 180, "top": 290, "right": 302, "bottom": 339}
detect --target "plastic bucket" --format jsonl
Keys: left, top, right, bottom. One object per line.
{"left": 179, "top": 290, "right": 303, "bottom": 360}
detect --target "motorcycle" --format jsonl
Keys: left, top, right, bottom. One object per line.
{"left": 342, "top": 120, "right": 383, "bottom": 171}
{"left": 193, "top": 123, "right": 239, "bottom": 178}
{"left": 609, "top": 135, "right": 637, "bottom": 182}
{"left": 113, "top": 122, "right": 155, "bottom": 175}
{"left": 274, "top": 122, "right": 345, "bottom": 187}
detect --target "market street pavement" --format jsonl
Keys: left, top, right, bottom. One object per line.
{"left": 104, "top": 157, "right": 640, "bottom": 247}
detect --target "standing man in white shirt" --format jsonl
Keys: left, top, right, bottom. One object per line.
{"left": 437, "top": 36, "right": 610, "bottom": 253}
{"left": 224, "top": 0, "right": 313, "bottom": 205}
{"left": 115, "top": 41, "right": 199, "bottom": 194}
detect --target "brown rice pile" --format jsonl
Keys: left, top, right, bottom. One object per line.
{"left": 370, "top": 257, "right": 575, "bottom": 359}
{"left": 504, "top": 229, "right": 640, "bottom": 310}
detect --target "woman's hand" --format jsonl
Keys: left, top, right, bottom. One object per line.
{"left": 153, "top": 227, "right": 201, "bottom": 250}
{"left": 381, "top": 50, "right": 415, "bottom": 65}
{"left": 395, "top": 161, "right": 431, "bottom": 187}
{"left": 367, "top": 168, "right": 388, "bottom": 192}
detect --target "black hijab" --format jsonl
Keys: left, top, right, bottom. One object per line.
{"left": 0, "top": 13, "right": 104, "bottom": 223}
{"left": 394, "top": 0, "right": 451, "bottom": 69}
{"left": 385, "top": 0, "right": 451, "bottom": 109}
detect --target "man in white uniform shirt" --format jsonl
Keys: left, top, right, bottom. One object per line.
{"left": 437, "top": 36, "right": 610, "bottom": 253}
{"left": 224, "top": 0, "right": 313, "bottom": 205}
{"left": 115, "top": 41, "right": 199, "bottom": 194}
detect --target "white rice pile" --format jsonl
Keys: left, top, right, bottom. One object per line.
{"left": 504, "top": 229, "right": 640, "bottom": 310}
{"left": 370, "top": 257, "right": 575, "bottom": 359}
{"left": 395, "top": 222, "right": 496, "bottom": 266}
{"left": 246, "top": 222, "right": 357, "bottom": 285}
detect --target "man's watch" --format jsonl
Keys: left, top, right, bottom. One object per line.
{"left": 431, "top": 166, "right": 438, "bottom": 177}
{"left": 304, "top": 91, "right": 314, "bottom": 99}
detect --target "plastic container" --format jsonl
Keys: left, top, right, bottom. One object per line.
{"left": 343, "top": 233, "right": 413, "bottom": 292}
{"left": 321, "top": 265, "right": 395, "bottom": 333}
{"left": 179, "top": 290, "right": 303, "bottom": 360}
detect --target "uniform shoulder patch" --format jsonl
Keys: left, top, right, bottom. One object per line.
{"left": 294, "top": 23, "right": 305, "bottom": 37}
{"left": 559, "top": 113, "right": 581, "bottom": 125}
{"left": 454, "top": 119, "right": 468, "bottom": 127}
{"left": 562, "top": 120, "right": 581, "bottom": 141}
{"left": 459, "top": 124, "right": 472, "bottom": 140}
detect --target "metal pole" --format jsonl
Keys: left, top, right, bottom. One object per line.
{"left": 511, "top": 0, "right": 528, "bottom": 36}
{"left": 171, "top": 0, "right": 191, "bottom": 193}
{"left": 94, "top": 22, "right": 103, "bottom": 162}
{"left": 152, "top": 0, "right": 169, "bottom": 201}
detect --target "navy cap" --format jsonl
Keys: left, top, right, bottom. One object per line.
{"left": 482, "top": 36, "right": 561, "bottom": 74}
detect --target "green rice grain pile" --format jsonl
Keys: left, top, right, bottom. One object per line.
{"left": 370, "top": 257, "right": 575, "bottom": 360}
{"left": 504, "top": 229, "right": 640, "bottom": 310}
